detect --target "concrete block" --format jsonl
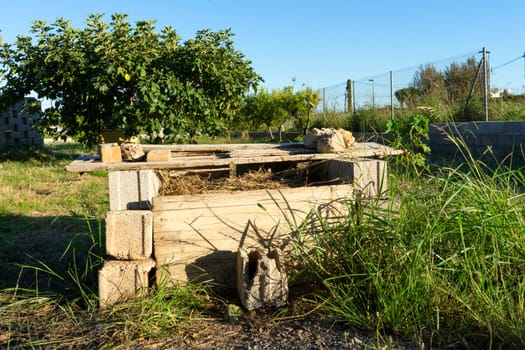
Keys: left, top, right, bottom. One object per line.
{"left": 146, "top": 149, "right": 171, "bottom": 162}
{"left": 98, "top": 258, "right": 155, "bottom": 306}
{"left": 486, "top": 121, "right": 504, "bottom": 135}
{"left": 99, "top": 143, "right": 122, "bottom": 163}
{"left": 325, "top": 159, "right": 388, "bottom": 198}
{"left": 237, "top": 248, "right": 288, "bottom": 311}
{"left": 501, "top": 121, "right": 525, "bottom": 135}
{"left": 109, "top": 170, "right": 161, "bottom": 210}
{"left": 106, "top": 210, "right": 153, "bottom": 259}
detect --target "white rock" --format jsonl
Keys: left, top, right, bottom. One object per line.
{"left": 304, "top": 128, "right": 356, "bottom": 153}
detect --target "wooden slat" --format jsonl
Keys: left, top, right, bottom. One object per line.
{"left": 152, "top": 184, "right": 354, "bottom": 211}
{"left": 168, "top": 168, "right": 230, "bottom": 176}
{"left": 146, "top": 149, "right": 171, "bottom": 162}
{"left": 65, "top": 142, "right": 402, "bottom": 173}
{"left": 156, "top": 256, "right": 237, "bottom": 285}
{"left": 141, "top": 142, "right": 302, "bottom": 152}
{"left": 152, "top": 184, "right": 355, "bottom": 286}
{"left": 227, "top": 147, "right": 314, "bottom": 158}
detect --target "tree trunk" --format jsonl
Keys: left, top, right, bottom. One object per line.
{"left": 267, "top": 126, "right": 274, "bottom": 140}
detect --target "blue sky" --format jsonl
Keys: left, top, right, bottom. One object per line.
{"left": 1, "top": 0, "right": 524, "bottom": 95}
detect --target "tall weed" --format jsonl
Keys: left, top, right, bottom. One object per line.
{"left": 291, "top": 136, "right": 525, "bottom": 348}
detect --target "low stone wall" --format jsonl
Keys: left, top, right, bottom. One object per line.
{"left": 428, "top": 121, "right": 525, "bottom": 161}
{"left": 355, "top": 121, "right": 525, "bottom": 163}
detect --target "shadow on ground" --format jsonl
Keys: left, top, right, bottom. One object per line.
{"left": 0, "top": 213, "right": 105, "bottom": 296}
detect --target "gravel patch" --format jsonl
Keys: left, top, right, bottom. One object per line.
{"left": 135, "top": 311, "right": 422, "bottom": 350}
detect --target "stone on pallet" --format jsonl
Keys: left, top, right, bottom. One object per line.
{"left": 237, "top": 248, "right": 288, "bottom": 311}
{"left": 108, "top": 170, "right": 161, "bottom": 210}
{"left": 106, "top": 210, "right": 153, "bottom": 260}
{"left": 98, "top": 258, "right": 155, "bottom": 306}
{"left": 304, "top": 128, "right": 356, "bottom": 153}
{"left": 121, "top": 143, "right": 146, "bottom": 161}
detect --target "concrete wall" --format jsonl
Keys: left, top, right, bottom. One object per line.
{"left": 428, "top": 121, "right": 525, "bottom": 161}
{"left": 355, "top": 121, "right": 525, "bottom": 163}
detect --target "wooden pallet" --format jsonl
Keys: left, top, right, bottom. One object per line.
{"left": 65, "top": 142, "right": 403, "bottom": 173}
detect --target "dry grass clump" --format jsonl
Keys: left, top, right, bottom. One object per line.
{"left": 162, "top": 165, "right": 319, "bottom": 196}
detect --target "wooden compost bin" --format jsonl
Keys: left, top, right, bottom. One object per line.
{"left": 66, "top": 142, "right": 401, "bottom": 304}
{"left": 154, "top": 183, "right": 355, "bottom": 287}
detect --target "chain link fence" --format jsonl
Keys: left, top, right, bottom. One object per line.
{"left": 318, "top": 48, "right": 524, "bottom": 115}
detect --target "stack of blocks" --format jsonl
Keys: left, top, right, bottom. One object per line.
{"left": 0, "top": 99, "right": 43, "bottom": 148}
{"left": 98, "top": 170, "right": 161, "bottom": 306}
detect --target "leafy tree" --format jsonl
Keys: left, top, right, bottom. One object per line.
{"left": 0, "top": 14, "right": 261, "bottom": 144}
{"left": 394, "top": 87, "right": 419, "bottom": 107}
{"left": 240, "top": 88, "right": 288, "bottom": 140}
{"left": 239, "top": 86, "right": 320, "bottom": 141}
{"left": 444, "top": 57, "right": 480, "bottom": 104}
{"left": 291, "top": 86, "right": 320, "bottom": 135}
{"left": 413, "top": 64, "right": 447, "bottom": 103}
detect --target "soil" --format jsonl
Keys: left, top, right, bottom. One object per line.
{"left": 126, "top": 290, "right": 422, "bottom": 350}
{"left": 141, "top": 312, "right": 419, "bottom": 350}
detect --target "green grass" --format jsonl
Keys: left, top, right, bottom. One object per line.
{"left": 290, "top": 140, "right": 525, "bottom": 348}
{"left": 0, "top": 143, "right": 108, "bottom": 292}
{"left": 0, "top": 142, "right": 215, "bottom": 348}
{"left": 3, "top": 138, "right": 525, "bottom": 348}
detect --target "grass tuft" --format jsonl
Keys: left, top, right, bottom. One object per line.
{"left": 290, "top": 136, "right": 525, "bottom": 348}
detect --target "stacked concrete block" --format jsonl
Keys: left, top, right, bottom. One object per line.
{"left": 98, "top": 259, "right": 155, "bottom": 307}
{"left": 0, "top": 99, "right": 43, "bottom": 148}
{"left": 105, "top": 210, "right": 153, "bottom": 260}
{"left": 108, "top": 170, "right": 162, "bottom": 210}
{"left": 99, "top": 169, "right": 160, "bottom": 306}
{"left": 324, "top": 159, "right": 388, "bottom": 198}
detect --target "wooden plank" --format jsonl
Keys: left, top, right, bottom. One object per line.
{"left": 154, "top": 234, "right": 267, "bottom": 262}
{"left": 168, "top": 168, "right": 230, "bottom": 176}
{"left": 169, "top": 152, "right": 228, "bottom": 159}
{"left": 156, "top": 255, "right": 237, "bottom": 286}
{"left": 227, "top": 146, "right": 314, "bottom": 157}
{"left": 65, "top": 142, "right": 402, "bottom": 173}
{"left": 146, "top": 149, "right": 171, "bottom": 162}
{"left": 142, "top": 142, "right": 302, "bottom": 152}
{"left": 154, "top": 207, "right": 313, "bottom": 243}
{"left": 153, "top": 189, "right": 353, "bottom": 239}
{"left": 65, "top": 152, "right": 333, "bottom": 172}
{"left": 152, "top": 184, "right": 354, "bottom": 211}
{"left": 152, "top": 184, "right": 355, "bottom": 286}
